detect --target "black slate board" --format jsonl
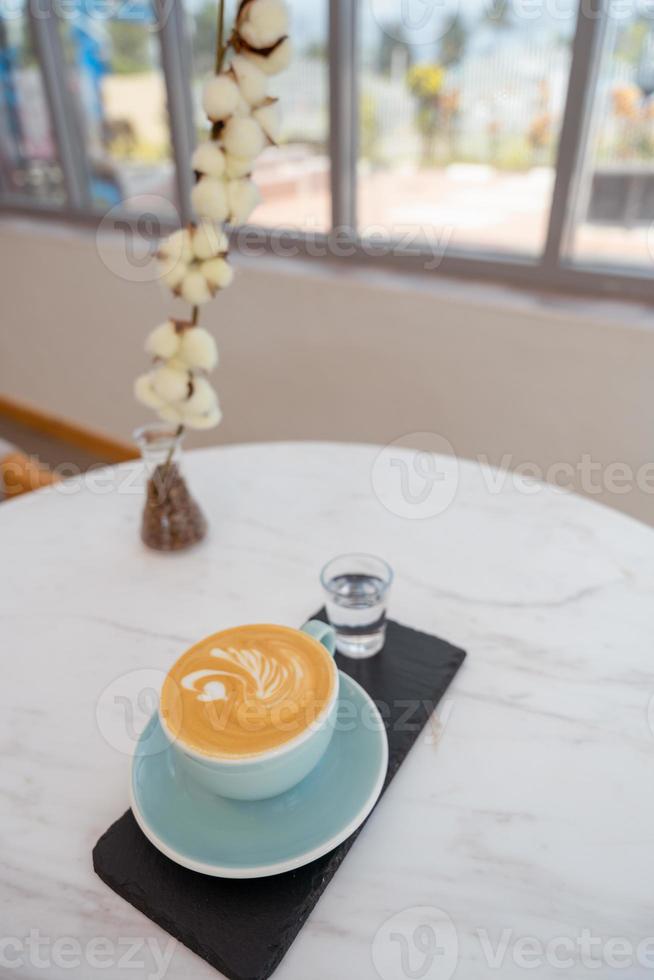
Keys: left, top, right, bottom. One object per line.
{"left": 93, "top": 613, "right": 466, "bottom": 980}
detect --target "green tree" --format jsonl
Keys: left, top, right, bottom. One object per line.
{"left": 360, "top": 92, "right": 381, "bottom": 164}
{"left": 108, "top": 22, "right": 149, "bottom": 75}
{"left": 376, "top": 22, "right": 411, "bottom": 76}
{"left": 192, "top": 1, "right": 219, "bottom": 76}
{"left": 439, "top": 13, "right": 467, "bottom": 68}
{"left": 483, "top": 0, "right": 513, "bottom": 31}
{"left": 615, "top": 19, "right": 650, "bottom": 66}
{"left": 18, "top": 16, "right": 38, "bottom": 68}
{"left": 305, "top": 41, "right": 327, "bottom": 60}
{"left": 406, "top": 63, "right": 446, "bottom": 166}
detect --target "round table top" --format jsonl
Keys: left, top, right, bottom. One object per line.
{"left": 3, "top": 441, "right": 654, "bottom": 979}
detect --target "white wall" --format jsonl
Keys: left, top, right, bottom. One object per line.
{"left": 1, "top": 217, "right": 653, "bottom": 525}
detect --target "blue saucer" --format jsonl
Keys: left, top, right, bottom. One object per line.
{"left": 130, "top": 672, "right": 389, "bottom": 878}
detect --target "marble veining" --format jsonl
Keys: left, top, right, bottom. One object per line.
{"left": 1, "top": 442, "right": 654, "bottom": 979}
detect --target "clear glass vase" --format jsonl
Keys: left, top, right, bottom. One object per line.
{"left": 134, "top": 423, "right": 207, "bottom": 552}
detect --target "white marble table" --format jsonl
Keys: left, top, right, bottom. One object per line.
{"left": 2, "top": 442, "right": 654, "bottom": 980}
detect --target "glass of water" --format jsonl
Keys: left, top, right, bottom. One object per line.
{"left": 320, "top": 554, "right": 393, "bottom": 659}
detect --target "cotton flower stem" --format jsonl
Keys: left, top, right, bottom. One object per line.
{"left": 191, "top": 305, "right": 199, "bottom": 326}
{"left": 164, "top": 424, "right": 184, "bottom": 475}
{"left": 152, "top": 423, "right": 185, "bottom": 506}
{"left": 215, "top": 0, "right": 227, "bottom": 73}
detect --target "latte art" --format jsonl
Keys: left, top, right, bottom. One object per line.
{"left": 161, "top": 625, "right": 336, "bottom": 759}
{"left": 182, "top": 645, "right": 302, "bottom": 704}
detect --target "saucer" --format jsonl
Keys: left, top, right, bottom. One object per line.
{"left": 130, "top": 671, "right": 389, "bottom": 878}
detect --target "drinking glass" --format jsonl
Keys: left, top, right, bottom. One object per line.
{"left": 320, "top": 554, "right": 393, "bottom": 659}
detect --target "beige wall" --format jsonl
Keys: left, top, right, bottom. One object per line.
{"left": 1, "top": 218, "right": 653, "bottom": 525}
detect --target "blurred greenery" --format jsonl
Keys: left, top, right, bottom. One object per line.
{"left": 406, "top": 64, "right": 446, "bottom": 99}
{"left": 360, "top": 92, "right": 381, "bottom": 165}
{"left": 439, "top": 12, "right": 467, "bottom": 68}
{"left": 406, "top": 63, "right": 448, "bottom": 166}
{"left": 615, "top": 19, "right": 652, "bottom": 66}
{"left": 107, "top": 22, "right": 149, "bottom": 75}
{"left": 191, "top": 1, "right": 219, "bottom": 75}
{"left": 482, "top": 0, "right": 513, "bottom": 31}
{"left": 375, "top": 23, "right": 412, "bottom": 76}
{"left": 19, "top": 18, "right": 38, "bottom": 68}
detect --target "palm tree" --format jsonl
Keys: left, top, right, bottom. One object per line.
{"left": 483, "top": 0, "right": 514, "bottom": 31}
{"left": 439, "top": 12, "right": 467, "bottom": 68}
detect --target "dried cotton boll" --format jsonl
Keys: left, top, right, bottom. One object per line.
{"left": 228, "top": 178, "right": 261, "bottom": 224}
{"left": 202, "top": 73, "right": 240, "bottom": 121}
{"left": 231, "top": 54, "right": 268, "bottom": 107}
{"left": 191, "top": 141, "right": 225, "bottom": 178}
{"left": 202, "top": 257, "right": 234, "bottom": 290}
{"left": 224, "top": 153, "right": 254, "bottom": 178}
{"left": 178, "top": 327, "right": 218, "bottom": 371}
{"left": 192, "top": 221, "right": 229, "bottom": 261}
{"left": 166, "top": 356, "right": 189, "bottom": 374}
{"left": 243, "top": 36, "right": 293, "bottom": 76}
{"left": 253, "top": 101, "right": 281, "bottom": 143}
{"left": 222, "top": 116, "right": 265, "bottom": 159}
{"left": 158, "top": 404, "right": 185, "bottom": 425}
{"left": 159, "top": 255, "right": 188, "bottom": 291}
{"left": 152, "top": 364, "right": 190, "bottom": 404}
{"left": 191, "top": 176, "right": 229, "bottom": 222}
{"left": 233, "top": 93, "right": 252, "bottom": 118}
{"left": 134, "top": 373, "right": 165, "bottom": 410}
{"left": 184, "top": 376, "right": 217, "bottom": 415}
{"left": 180, "top": 269, "right": 213, "bottom": 305}
{"left": 238, "top": 0, "right": 289, "bottom": 50}
{"left": 183, "top": 404, "right": 223, "bottom": 430}
{"left": 145, "top": 320, "right": 180, "bottom": 360}
{"left": 159, "top": 228, "right": 193, "bottom": 264}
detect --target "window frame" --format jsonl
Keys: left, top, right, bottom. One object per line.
{"left": 1, "top": 0, "right": 652, "bottom": 306}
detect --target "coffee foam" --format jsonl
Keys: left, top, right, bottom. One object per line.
{"left": 161, "top": 624, "right": 336, "bottom": 759}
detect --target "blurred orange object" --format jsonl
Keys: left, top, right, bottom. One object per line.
{"left": 0, "top": 452, "right": 60, "bottom": 498}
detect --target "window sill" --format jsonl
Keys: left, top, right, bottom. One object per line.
{"left": 1, "top": 209, "right": 653, "bottom": 333}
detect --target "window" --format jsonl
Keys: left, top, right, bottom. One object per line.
{"left": 0, "top": 0, "right": 652, "bottom": 303}
{"left": 187, "top": 0, "right": 330, "bottom": 230}
{"left": 566, "top": 5, "right": 654, "bottom": 268}
{"left": 59, "top": 4, "right": 177, "bottom": 215}
{"left": 0, "top": 0, "right": 65, "bottom": 203}
{"left": 358, "top": 1, "right": 577, "bottom": 256}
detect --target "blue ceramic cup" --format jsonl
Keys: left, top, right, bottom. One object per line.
{"left": 159, "top": 620, "right": 338, "bottom": 801}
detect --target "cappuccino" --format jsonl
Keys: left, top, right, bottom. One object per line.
{"left": 161, "top": 624, "right": 337, "bottom": 759}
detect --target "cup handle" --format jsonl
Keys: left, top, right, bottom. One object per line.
{"left": 301, "top": 620, "right": 336, "bottom": 657}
